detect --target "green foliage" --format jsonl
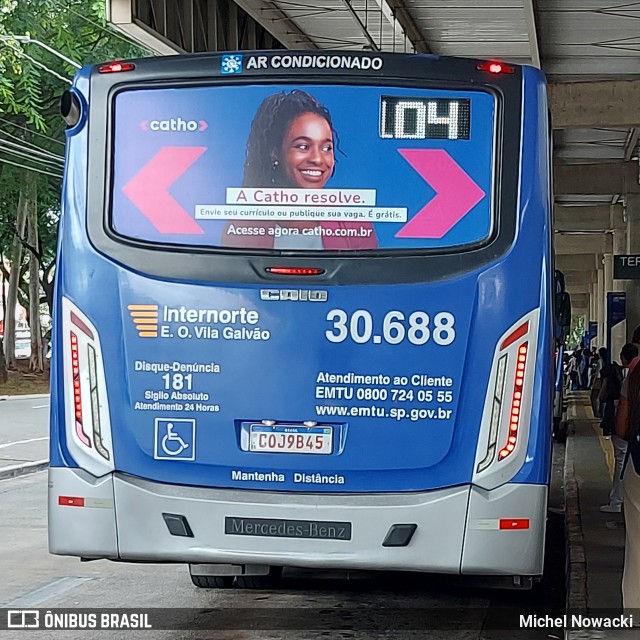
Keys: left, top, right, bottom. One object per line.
{"left": 568, "top": 315, "right": 587, "bottom": 350}
{"left": 0, "top": 0, "right": 153, "bottom": 305}
{"left": 0, "top": 0, "right": 149, "bottom": 122}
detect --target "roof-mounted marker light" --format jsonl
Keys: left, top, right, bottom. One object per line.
{"left": 98, "top": 62, "right": 135, "bottom": 74}
{"left": 477, "top": 61, "right": 515, "bottom": 75}
{"left": 266, "top": 267, "right": 325, "bottom": 276}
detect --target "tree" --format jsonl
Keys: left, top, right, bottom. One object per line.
{"left": 568, "top": 315, "right": 587, "bottom": 350}
{"left": 4, "top": 181, "right": 27, "bottom": 369}
{"left": 27, "top": 179, "right": 44, "bottom": 371}
{"left": 0, "top": 0, "right": 150, "bottom": 381}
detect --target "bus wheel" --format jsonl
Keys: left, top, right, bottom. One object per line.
{"left": 553, "top": 419, "right": 567, "bottom": 443}
{"left": 557, "top": 422, "right": 567, "bottom": 442}
{"left": 235, "top": 567, "right": 283, "bottom": 589}
{"left": 190, "top": 574, "right": 234, "bottom": 589}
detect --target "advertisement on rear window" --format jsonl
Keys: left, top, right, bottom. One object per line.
{"left": 111, "top": 84, "right": 495, "bottom": 250}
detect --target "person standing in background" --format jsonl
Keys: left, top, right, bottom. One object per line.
{"left": 600, "top": 344, "right": 633, "bottom": 512}
{"left": 590, "top": 348, "right": 603, "bottom": 416}
{"left": 614, "top": 326, "right": 640, "bottom": 610}
{"left": 579, "top": 347, "right": 590, "bottom": 389}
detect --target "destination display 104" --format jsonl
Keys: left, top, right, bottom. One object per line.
{"left": 380, "top": 96, "right": 471, "bottom": 140}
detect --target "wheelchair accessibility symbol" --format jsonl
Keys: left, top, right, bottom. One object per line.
{"left": 154, "top": 418, "right": 196, "bottom": 460}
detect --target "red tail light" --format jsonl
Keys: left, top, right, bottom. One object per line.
{"left": 71, "top": 333, "right": 81, "bottom": 421}
{"left": 499, "top": 343, "right": 528, "bottom": 460}
{"left": 58, "top": 496, "right": 85, "bottom": 507}
{"left": 499, "top": 518, "right": 529, "bottom": 530}
{"left": 71, "top": 332, "right": 91, "bottom": 448}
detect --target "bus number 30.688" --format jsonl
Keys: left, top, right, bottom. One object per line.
{"left": 325, "top": 310, "right": 455, "bottom": 346}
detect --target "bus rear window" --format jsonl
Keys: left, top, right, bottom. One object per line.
{"left": 111, "top": 84, "right": 495, "bottom": 251}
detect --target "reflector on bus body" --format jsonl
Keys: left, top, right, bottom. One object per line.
{"left": 473, "top": 308, "right": 539, "bottom": 490}
{"left": 62, "top": 297, "right": 114, "bottom": 476}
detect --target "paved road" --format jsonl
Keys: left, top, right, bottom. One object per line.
{"left": 0, "top": 445, "right": 566, "bottom": 640}
{"left": 0, "top": 396, "right": 49, "bottom": 470}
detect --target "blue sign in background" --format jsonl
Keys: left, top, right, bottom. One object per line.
{"left": 607, "top": 292, "right": 626, "bottom": 350}
{"left": 608, "top": 292, "right": 626, "bottom": 328}
{"left": 111, "top": 84, "right": 495, "bottom": 250}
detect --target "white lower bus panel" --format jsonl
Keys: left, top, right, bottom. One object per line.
{"left": 462, "top": 483, "right": 547, "bottom": 575}
{"left": 48, "top": 467, "right": 546, "bottom": 575}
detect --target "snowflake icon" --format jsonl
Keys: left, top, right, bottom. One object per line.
{"left": 221, "top": 54, "right": 243, "bottom": 75}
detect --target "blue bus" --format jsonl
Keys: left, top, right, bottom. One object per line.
{"left": 49, "top": 51, "right": 553, "bottom": 589}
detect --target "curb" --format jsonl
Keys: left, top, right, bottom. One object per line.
{"left": 0, "top": 459, "right": 48, "bottom": 481}
{"left": 564, "top": 430, "right": 587, "bottom": 614}
{"left": 564, "top": 427, "right": 588, "bottom": 640}
{"left": 0, "top": 393, "right": 50, "bottom": 401}
{"left": 564, "top": 421, "right": 607, "bottom": 640}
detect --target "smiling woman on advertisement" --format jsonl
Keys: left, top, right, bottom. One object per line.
{"left": 220, "top": 90, "right": 378, "bottom": 249}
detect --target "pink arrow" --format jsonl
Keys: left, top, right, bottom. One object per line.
{"left": 122, "top": 146, "right": 206, "bottom": 235}
{"left": 395, "top": 149, "right": 485, "bottom": 239}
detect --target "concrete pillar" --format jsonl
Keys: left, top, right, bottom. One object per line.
{"left": 626, "top": 195, "right": 640, "bottom": 340}
{"left": 612, "top": 208, "right": 628, "bottom": 360}
{"left": 604, "top": 253, "right": 613, "bottom": 297}
{"left": 597, "top": 267, "right": 605, "bottom": 347}
{"left": 583, "top": 306, "right": 590, "bottom": 347}
{"left": 604, "top": 252, "right": 616, "bottom": 355}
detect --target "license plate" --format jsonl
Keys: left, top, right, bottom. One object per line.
{"left": 249, "top": 424, "right": 333, "bottom": 454}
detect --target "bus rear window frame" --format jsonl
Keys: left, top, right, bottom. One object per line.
{"left": 85, "top": 65, "right": 522, "bottom": 285}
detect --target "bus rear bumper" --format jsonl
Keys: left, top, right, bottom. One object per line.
{"left": 48, "top": 467, "right": 546, "bottom": 575}
{"left": 48, "top": 467, "right": 119, "bottom": 559}
{"left": 461, "top": 482, "right": 547, "bottom": 575}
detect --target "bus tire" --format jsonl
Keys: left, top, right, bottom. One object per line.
{"left": 190, "top": 574, "right": 234, "bottom": 589}
{"left": 235, "top": 567, "right": 283, "bottom": 589}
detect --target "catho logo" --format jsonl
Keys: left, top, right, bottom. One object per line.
{"left": 140, "top": 118, "right": 208, "bottom": 132}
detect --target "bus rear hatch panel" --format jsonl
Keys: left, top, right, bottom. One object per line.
{"left": 48, "top": 467, "right": 545, "bottom": 575}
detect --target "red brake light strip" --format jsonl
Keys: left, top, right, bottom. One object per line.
{"left": 498, "top": 342, "right": 528, "bottom": 460}
{"left": 71, "top": 332, "right": 91, "bottom": 448}
{"left": 266, "top": 267, "right": 325, "bottom": 276}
